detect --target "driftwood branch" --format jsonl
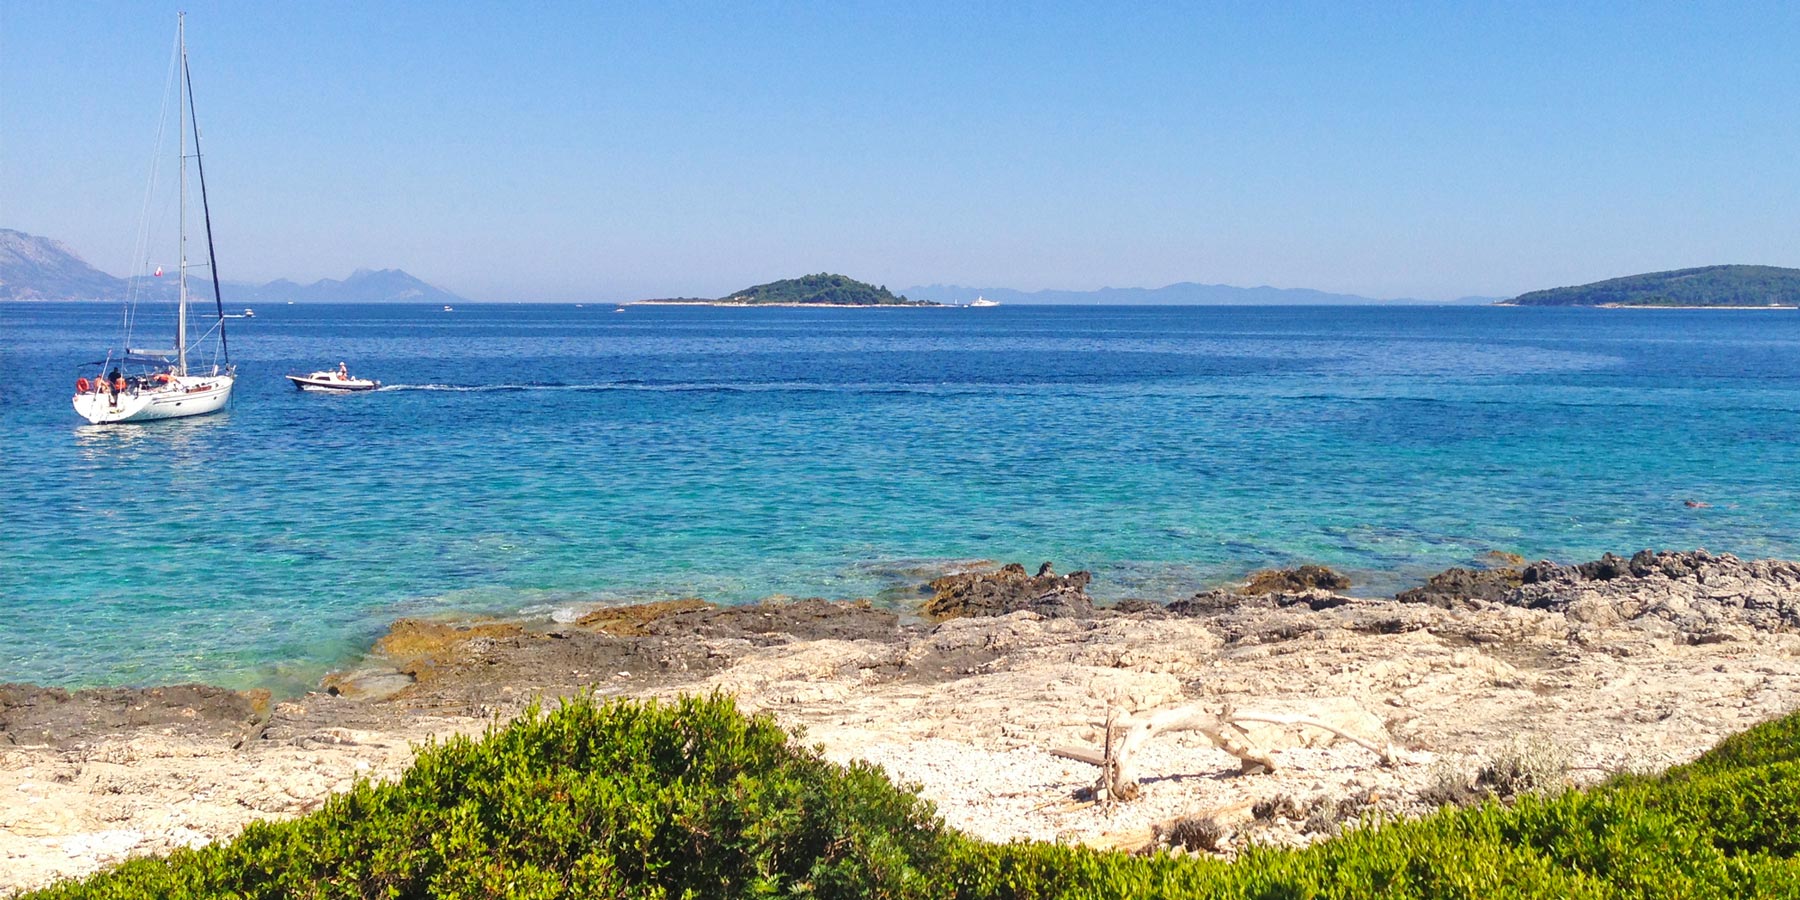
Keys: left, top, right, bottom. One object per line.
{"left": 1226, "top": 712, "right": 1397, "bottom": 766}
{"left": 1052, "top": 702, "right": 1399, "bottom": 801}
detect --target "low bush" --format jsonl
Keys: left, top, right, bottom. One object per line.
{"left": 25, "top": 693, "right": 954, "bottom": 900}
{"left": 26, "top": 698, "right": 1800, "bottom": 899}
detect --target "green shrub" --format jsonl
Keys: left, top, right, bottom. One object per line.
{"left": 26, "top": 702, "right": 1800, "bottom": 900}
{"left": 26, "top": 692, "right": 954, "bottom": 900}
{"left": 1669, "top": 712, "right": 1800, "bottom": 777}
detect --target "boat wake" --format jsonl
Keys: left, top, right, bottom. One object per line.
{"left": 374, "top": 380, "right": 1075, "bottom": 395}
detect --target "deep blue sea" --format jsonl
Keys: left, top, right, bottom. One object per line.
{"left": 3, "top": 302, "right": 1797, "bottom": 692}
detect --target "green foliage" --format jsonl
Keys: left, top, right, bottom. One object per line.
{"left": 1507, "top": 264, "right": 1800, "bottom": 307}
{"left": 722, "top": 273, "right": 932, "bottom": 306}
{"left": 28, "top": 702, "right": 1800, "bottom": 899}
{"left": 26, "top": 693, "right": 953, "bottom": 900}
{"left": 1670, "top": 707, "right": 1800, "bottom": 776}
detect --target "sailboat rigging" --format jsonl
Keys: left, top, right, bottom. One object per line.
{"left": 73, "top": 13, "right": 236, "bottom": 425}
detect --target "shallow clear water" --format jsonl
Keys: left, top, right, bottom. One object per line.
{"left": 3, "top": 302, "right": 1797, "bottom": 691}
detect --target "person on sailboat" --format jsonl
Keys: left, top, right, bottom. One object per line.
{"left": 108, "top": 368, "right": 125, "bottom": 404}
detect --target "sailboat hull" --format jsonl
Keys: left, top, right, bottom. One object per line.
{"left": 72, "top": 375, "right": 234, "bottom": 425}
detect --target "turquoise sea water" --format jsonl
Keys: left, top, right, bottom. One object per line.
{"left": 3, "top": 302, "right": 1797, "bottom": 692}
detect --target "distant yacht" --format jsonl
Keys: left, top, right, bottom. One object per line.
{"left": 969, "top": 296, "right": 1000, "bottom": 308}
{"left": 443, "top": 305, "right": 454, "bottom": 312}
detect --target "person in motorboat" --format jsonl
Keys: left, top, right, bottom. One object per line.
{"left": 338, "top": 361, "right": 349, "bottom": 380}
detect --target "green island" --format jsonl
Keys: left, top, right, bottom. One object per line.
{"left": 1502, "top": 264, "right": 1800, "bottom": 307}
{"left": 27, "top": 693, "right": 1800, "bottom": 899}
{"left": 640, "top": 273, "right": 938, "bottom": 307}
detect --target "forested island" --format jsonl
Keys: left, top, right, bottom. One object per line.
{"left": 638, "top": 273, "right": 938, "bottom": 307}
{"left": 1502, "top": 265, "right": 1800, "bottom": 308}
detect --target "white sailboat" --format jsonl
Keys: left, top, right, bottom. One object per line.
{"left": 73, "top": 14, "right": 236, "bottom": 425}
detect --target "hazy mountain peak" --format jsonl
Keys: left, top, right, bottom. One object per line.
{"left": 1, "top": 228, "right": 468, "bottom": 303}
{"left": 1, "top": 229, "right": 123, "bottom": 300}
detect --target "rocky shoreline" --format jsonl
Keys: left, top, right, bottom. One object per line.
{"left": 5, "top": 549, "right": 1799, "bottom": 892}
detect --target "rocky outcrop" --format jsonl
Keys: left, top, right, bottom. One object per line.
{"left": 0, "top": 684, "right": 268, "bottom": 748}
{"left": 1166, "top": 591, "right": 1550, "bottom": 647}
{"left": 1395, "top": 567, "right": 1524, "bottom": 609}
{"left": 1242, "top": 566, "right": 1350, "bottom": 595}
{"left": 1164, "top": 566, "right": 1353, "bottom": 619}
{"left": 1178, "top": 551, "right": 1800, "bottom": 645}
{"left": 319, "top": 599, "right": 908, "bottom": 706}
{"left": 575, "top": 599, "right": 713, "bottom": 634}
{"left": 1499, "top": 550, "right": 1800, "bottom": 636}
{"left": 923, "top": 562, "right": 1095, "bottom": 620}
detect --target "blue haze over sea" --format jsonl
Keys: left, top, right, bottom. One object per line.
{"left": 2, "top": 302, "right": 1797, "bottom": 693}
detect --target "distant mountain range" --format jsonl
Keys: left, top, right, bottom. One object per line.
{"left": 900, "top": 282, "right": 1499, "bottom": 306}
{"left": 1501, "top": 265, "right": 1800, "bottom": 308}
{"left": 0, "top": 228, "right": 466, "bottom": 304}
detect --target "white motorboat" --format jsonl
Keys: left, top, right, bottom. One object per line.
{"left": 969, "top": 296, "right": 1000, "bottom": 307}
{"left": 287, "top": 365, "right": 381, "bottom": 393}
{"left": 72, "top": 14, "right": 235, "bottom": 426}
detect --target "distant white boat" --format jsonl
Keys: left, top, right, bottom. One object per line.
{"left": 614, "top": 305, "right": 626, "bottom": 313}
{"left": 969, "top": 296, "right": 1000, "bottom": 308}
{"left": 287, "top": 363, "right": 379, "bottom": 393}
{"left": 443, "top": 305, "right": 454, "bottom": 311}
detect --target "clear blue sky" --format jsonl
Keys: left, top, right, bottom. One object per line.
{"left": 4, "top": 1, "right": 1796, "bottom": 302}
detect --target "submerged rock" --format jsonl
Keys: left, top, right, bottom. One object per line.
{"left": 923, "top": 562, "right": 1095, "bottom": 620}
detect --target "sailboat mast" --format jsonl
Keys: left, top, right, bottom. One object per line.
{"left": 176, "top": 12, "right": 189, "bottom": 377}
{"left": 183, "top": 15, "right": 230, "bottom": 368}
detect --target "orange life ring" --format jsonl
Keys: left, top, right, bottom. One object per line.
{"left": 76, "top": 377, "right": 91, "bottom": 393}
